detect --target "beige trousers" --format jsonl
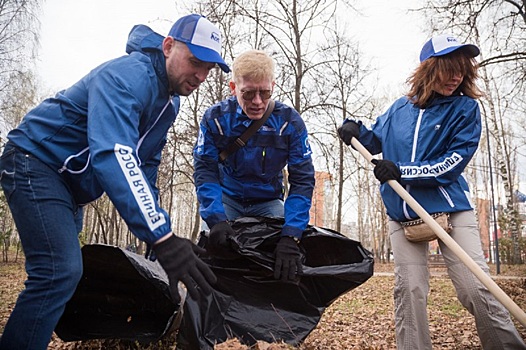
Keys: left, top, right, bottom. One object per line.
{"left": 389, "top": 210, "right": 525, "bottom": 349}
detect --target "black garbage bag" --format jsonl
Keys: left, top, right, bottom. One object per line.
{"left": 178, "top": 216, "right": 374, "bottom": 349}
{"left": 55, "top": 217, "right": 373, "bottom": 348}
{"left": 55, "top": 244, "right": 184, "bottom": 344}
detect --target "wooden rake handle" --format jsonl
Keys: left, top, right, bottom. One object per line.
{"left": 350, "top": 137, "right": 526, "bottom": 328}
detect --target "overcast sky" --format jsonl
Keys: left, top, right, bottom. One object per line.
{"left": 36, "top": 0, "right": 178, "bottom": 92}
{"left": 36, "top": 0, "right": 427, "bottom": 94}
{"left": 30, "top": 0, "right": 526, "bottom": 210}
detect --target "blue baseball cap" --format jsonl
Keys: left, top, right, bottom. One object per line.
{"left": 169, "top": 14, "right": 230, "bottom": 73}
{"left": 419, "top": 34, "right": 480, "bottom": 62}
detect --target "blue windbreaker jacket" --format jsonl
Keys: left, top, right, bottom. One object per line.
{"left": 6, "top": 25, "right": 178, "bottom": 244}
{"left": 193, "top": 97, "right": 315, "bottom": 239}
{"left": 352, "top": 94, "right": 481, "bottom": 222}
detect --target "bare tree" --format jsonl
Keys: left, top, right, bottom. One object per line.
{"left": 0, "top": 1, "right": 43, "bottom": 256}
{"left": 0, "top": 70, "right": 40, "bottom": 133}
{"left": 420, "top": 0, "right": 526, "bottom": 263}
{"left": 307, "top": 20, "right": 375, "bottom": 233}
{"left": 0, "top": 0, "right": 41, "bottom": 126}
{"left": 0, "top": 0, "right": 41, "bottom": 85}
{"left": 229, "top": 0, "right": 357, "bottom": 111}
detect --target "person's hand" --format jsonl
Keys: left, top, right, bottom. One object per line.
{"left": 337, "top": 120, "right": 360, "bottom": 145}
{"left": 207, "top": 221, "right": 236, "bottom": 258}
{"left": 274, "top": 236, "right": 303, "bottom": 282}
{"left": 371, "top": 159, "right": 401, "bottom": 183}
{"left": 153, "top": 234, "right": 216, "bottom": 304}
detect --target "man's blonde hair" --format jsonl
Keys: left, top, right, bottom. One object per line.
{"left": 232, "top": 50, "right": 275, "bottom": 83}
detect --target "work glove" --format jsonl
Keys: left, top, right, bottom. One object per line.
{"left": 371, "top": 159, "right": 401, "bottom": 184}
{"left": 207, "top": 221, "right": 237, "bottom": 258}
{"left": 337, "top": 120, "right": 360, "bottom": 145}
{"left": 274, "top": 236, "right": 303, "bottom": 282}
{"left": 153, "top": 234, "right": 217, "bottom": 305}
{"left": 144, "top": 243, "right": 157, "bottom": 261}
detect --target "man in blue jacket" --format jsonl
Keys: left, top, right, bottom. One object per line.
{"left": 193, "top": 50, "right": 315, "bottom": 282}
{"left": 0, "top": 14, "right": 228, "bottom": 350}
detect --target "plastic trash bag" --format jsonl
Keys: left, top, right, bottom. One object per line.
{"left": 55, "top": 244, "right": 184, "bottom": 344}
{"left": 55, "top": 216, "right": 373, "bottom": 348}
{"left": 177, "top": 216, "right": 374, "bottom": 349}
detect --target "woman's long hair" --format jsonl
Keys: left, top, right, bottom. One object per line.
{"left": 406, "top": 49, "right": 483, "bottom": 108}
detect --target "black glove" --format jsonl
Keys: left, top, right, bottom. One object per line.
{"left": 337, "top": 120, "right": 360, "bottom": 145}
{"left": 207, "top": 221, "right": 237, "bottom": 258}
{"left": 274, "top": 236, "right": 303, "bottom": 282}
{"left": 144, "top": 243, "right": 157, "bottom": 261}
{"left": 153, "top": 234, "right": 217, "bottom": 304}
{"left": 371, "top": 159, "right": 401, "bottom": 184}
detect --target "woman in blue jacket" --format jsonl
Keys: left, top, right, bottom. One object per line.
{"left": 0, "top": 14, "right": 228, "bottom": 350}
{"left": 338, "top": 34, "right": 525, "bottom": 349}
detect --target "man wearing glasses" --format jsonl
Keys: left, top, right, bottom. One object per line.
{"left": 193, "top": 49, "right": 315, "bottom": 282}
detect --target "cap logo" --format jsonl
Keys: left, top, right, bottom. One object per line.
{"left": 191, "top": 18, "right": 221, "bottom": 54}
{"left": 210, "top": 32, "right": 220, "bottom": 43}
{"left": 432, "top": 34, "right": 460, "bottom": 53}
{"left": 420, "top": 33, "right": 479, "bottom": 63}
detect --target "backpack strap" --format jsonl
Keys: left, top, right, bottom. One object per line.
{"left": 218, "top": 100, "right": 275, "bottom": 163}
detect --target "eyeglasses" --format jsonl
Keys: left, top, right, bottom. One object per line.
{"left": 240, "top": 89, "right": 272, "bottom": 101}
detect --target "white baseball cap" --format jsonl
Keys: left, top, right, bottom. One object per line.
{"left": 419, "top": 34, "right": 480, "bottom": 62}
{"left": 169, "top": 14, "right": 230, "bottom": 73}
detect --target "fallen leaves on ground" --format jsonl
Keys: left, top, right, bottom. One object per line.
{"left": 1, "top": 260, "right": 525, "bottom": 349}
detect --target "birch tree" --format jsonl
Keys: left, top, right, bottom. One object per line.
{"left": 421, "top": 0, "right": 526, "bottom": 263}
{"left": 0, "top": 0, "right": 43, "bottom": 256}
{"left": 308, "top": 20, "right": 375, "bottom": 232}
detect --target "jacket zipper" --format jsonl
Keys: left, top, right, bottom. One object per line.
{"left": 439, "top": 186, "right": 455, "bottom": 207}
{"left": 262, "top": 147, "right": 266, "bottom": 174}
{"left": 136, "top": 98, "right": 172, "bottom": 166}
{"left": 58, "top": 98, "right": 172, "bottom": 174}
{"left": 403, "top": 109, "right": 425, "bottom": 219}
{"left": 58, "top": 147, "right": 90, "bottom": 174}
{"left": 402, "top": 108, "right": 456, "bottom": 218}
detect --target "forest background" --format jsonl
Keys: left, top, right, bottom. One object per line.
{"left": 0, "top": 0, "right": 525, "bottom": 266}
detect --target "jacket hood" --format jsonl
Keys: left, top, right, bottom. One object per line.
{"left": 126, "top": 24, "right": 164, "bottom": 54}
{"left": 126, "top": 25, "right": 169, "bottom": 92}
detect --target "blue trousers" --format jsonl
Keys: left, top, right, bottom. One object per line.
{"left": 0, "top": 144, "right": 84, "bottom": 350}
{"left": 202, "top": 194, "right": 285, "bottom": 231}
{"left": 222, "top": 194, "right": 284, "bottom": 220}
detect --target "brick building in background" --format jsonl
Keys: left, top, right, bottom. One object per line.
{"left": 429, "top": 198, "right": 492, "bottom": 258}
{"left": 306, "top": 172, "right": 525, "bottom": 257}
{"left": 476, "top": 198, "right": 492, "bottom": 260}
{"left": 309, "top": 171, "right": 333, "bottom": 227}
{"left": 428, "top": 196, "right": 526, "bottom": 264}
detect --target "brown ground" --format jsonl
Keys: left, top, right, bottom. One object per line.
{"left": 1, "top": 257, "right": 525, "bottom": 349}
